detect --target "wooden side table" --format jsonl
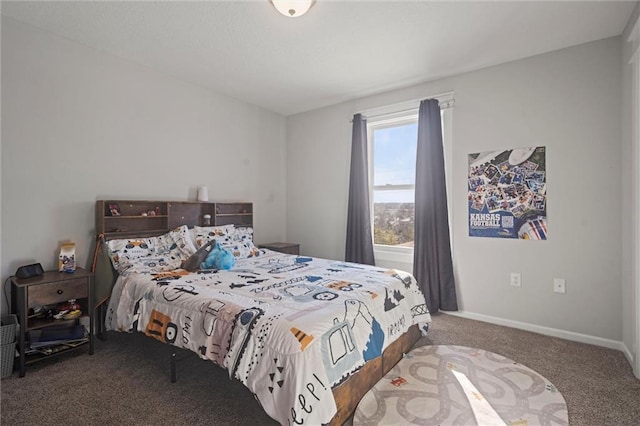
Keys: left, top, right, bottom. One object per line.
{"left": 11, "top": 267, "right": 94, "bottom": 377}
{"left": 260, "top": 242, "right": 300, "bottom": 255}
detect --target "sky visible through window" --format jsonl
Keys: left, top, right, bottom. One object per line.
{"left": 373, "top": 122, "right": 417, "bottom": 203}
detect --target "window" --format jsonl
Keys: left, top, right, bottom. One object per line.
{"left": 369, "top": 115, "right": 418, "bottom": 247}
{"left": 367, "top": 101, "right": 452, "bottom": 256}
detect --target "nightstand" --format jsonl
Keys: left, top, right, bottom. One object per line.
{"left": 11, "top": 267, "right": 94, "bottom": 377}
{"left": 260, "top": 242, "right": 300, "bottom": 255}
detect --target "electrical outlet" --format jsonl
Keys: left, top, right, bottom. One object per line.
{"left": 553, "top": 278, "right": 566, "bottom": 294}
{"left": 510, "top": 272, "right": 521, "bottom": 287}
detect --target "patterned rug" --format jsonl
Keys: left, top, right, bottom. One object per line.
{"left": 354, "top": 345, "right": 568, "bottom": 425}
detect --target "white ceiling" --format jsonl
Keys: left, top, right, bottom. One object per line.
{"left": 2, "top": 1, "right": 636, "bottom": 116}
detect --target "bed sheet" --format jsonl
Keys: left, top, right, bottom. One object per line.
{"left": 106, "top": 249, "right": 430, "bottom": 425}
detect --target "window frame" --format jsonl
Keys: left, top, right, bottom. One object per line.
{"left": 367, "top": 112, "right": 419, "bottom": 251}
{"left": 365, "top": 98, "right": 454, "bottom": 266}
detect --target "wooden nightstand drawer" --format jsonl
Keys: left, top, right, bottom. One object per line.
{"left": 260, "top": 242, "right": 300, "bottom": 255}
{"left": 28, "top": 277, "right": 88, "bottom": 308}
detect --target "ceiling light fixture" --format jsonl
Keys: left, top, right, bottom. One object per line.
{"left": 270, "top": 0, "right": 315, "bottom": 18}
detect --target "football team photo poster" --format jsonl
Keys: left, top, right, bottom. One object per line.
{"left": 468, "top": 146, "right": 547, "bottom": 239}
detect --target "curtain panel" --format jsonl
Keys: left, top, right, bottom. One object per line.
{"left": 345, "top": 113, "right": 375, "bottom": 265}
{"left": 413, "top": 99, "right": 458, "bottom": 312}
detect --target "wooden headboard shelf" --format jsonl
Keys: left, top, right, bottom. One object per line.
{"left": 95, "top": 200, "right": 253, "bottom": 240}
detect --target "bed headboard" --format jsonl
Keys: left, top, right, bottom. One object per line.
{"left": 95, "top": 200, "right": 253, "bottom": 241}
{"left": 92, "top": 199, "right": 253, "bottom": 308}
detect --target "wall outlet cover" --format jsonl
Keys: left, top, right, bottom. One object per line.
{"left": 510, "top": 272, "right": 522, "bottom": 287}
{"left": 553, "top": 278, "right": 566, "bottom": 294}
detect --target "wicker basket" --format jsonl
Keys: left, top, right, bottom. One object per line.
{"left": 0, "top": 315, "right": 17, "bottom": 345}
{"left": 1, "top": 342, "right": 16, "bottom": 378}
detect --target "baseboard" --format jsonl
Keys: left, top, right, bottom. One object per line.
{"left": 621, "top": 343, "right": 635, "bottom": 371}
{"left": 442, "top": 310, "right": 631, "bottom": 358}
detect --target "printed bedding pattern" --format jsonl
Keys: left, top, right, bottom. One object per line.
{"left": 106, "top": 249, "right": 431, "bottom": 425}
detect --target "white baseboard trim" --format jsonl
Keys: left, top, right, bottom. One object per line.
{"left": 621, "top": 343, "right": 635, "bottom": 369}
{"left": 442, "top": 310, "right": 631, "bottom": 359}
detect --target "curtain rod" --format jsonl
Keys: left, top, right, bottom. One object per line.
{"left": 351, "top": 98, "right": 455, "bottom": 122}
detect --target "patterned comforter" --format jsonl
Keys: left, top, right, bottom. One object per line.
{"left": 106, "top": 249, "right": 431, "bottom": 424}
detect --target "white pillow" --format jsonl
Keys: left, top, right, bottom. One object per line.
{"left": 225, "top": 227, "right": 259, "bottom": 258}
{"left": 231, "top": 226, "right": 254, "bottom": 242}
{"left": 106, "top": 225, "right": 196, "bottom": 274}
{"left": 192, "top": 225, "right": 259, "bottom": 258}
{"left": 158, "top": 225, "right": 197, "bottom": 259}
{"left": 191, "top": 224, "right": 235, "bottom": 248}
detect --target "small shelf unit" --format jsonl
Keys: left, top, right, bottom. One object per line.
{"left": 11, "top": 267, "right": 94, "bottom": 377}
{"left": 96, "top": 200, "right": 253, "bottom": 239}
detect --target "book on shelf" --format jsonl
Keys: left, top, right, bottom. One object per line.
{"left": 24, "top": 338, "right": 89, "bottom": 356}
{"left": 28, "top": 324, "right": 86, "bottom": 349}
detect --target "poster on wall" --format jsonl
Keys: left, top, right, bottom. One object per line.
{"left": 468, "top": 146, "right": 547, "bottom": 239}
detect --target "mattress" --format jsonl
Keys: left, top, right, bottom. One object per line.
{"left": 106, "top": 249, "right": 431, "bottom": 424}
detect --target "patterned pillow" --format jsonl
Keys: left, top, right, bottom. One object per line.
{"left": 231, "top": 226, "right": 254, "bottom": 242}
{"left": 224, "top": 226, "right": 259, "bottom": 258}
{"left": 106, "top": 225, "right": 196, "bottom": 274}
{"left": 223, "top": 238, "right": 260, "bottom": 258}
{"left": 106, "top": 239, "right": 152, "bottom": 273}
{"left": 157, "top": 225, "right": 197, "bottom": 260}
{"left": 191, "top": 225, "right": 235, "bottom": 248}
{"left": 192, "top": 225, "right": 258, "bottom": 258}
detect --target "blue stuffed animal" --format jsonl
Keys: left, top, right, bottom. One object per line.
{"left": 201, "top": 241, "right": 235, "bottom": 270}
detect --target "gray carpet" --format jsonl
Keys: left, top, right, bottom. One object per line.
{"left": 1, "top": 313, "right": 639, "bottom": 425}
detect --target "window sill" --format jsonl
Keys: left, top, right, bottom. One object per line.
{"left": 374, "top": 245, "right": 414, "bottom": 263}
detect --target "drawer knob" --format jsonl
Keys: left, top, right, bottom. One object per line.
{"left": 57, "top": 289, "right": 63, "bottom": 295}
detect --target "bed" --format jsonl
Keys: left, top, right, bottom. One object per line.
{"left": 94, "top": 200, "right": 431, "bottom": 425}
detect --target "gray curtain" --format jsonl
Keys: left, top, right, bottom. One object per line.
{"left": 413, "top": 99, "right": 458, "bottom": 312}
{"left": 345, "top": 113, "right": 375, "bottom": 265}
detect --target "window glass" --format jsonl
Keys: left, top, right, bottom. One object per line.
{"left": 373, "top": 195, "right": 415, "bottom": 247}
{"left": 370, "top": 119, "right": 417, "bottom": 248}
{"left": 372, "top": 123, "right": 417, "bottom": 186}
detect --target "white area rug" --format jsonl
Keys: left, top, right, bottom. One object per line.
{"left": 354, "top": 345, "right": 568, "bottom": 425}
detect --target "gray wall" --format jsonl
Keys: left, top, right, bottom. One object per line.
{"left": 287, "top": 37, "right": 624, "bottom": 343}
{"left": 1, "top": 15, "right": 633, "bottom": 363}
{"left": 621, "top": 3, "right": 640, "bottom": 376}
{"left": 0, "top": 17, "right": 288, "bottom": 313}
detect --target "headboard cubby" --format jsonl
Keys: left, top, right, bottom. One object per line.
{"left": 95, "top": 200, "right": 253, "bottom": 241}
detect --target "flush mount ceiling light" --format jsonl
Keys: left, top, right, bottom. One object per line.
{"left": 270, "top": 0, "right": 315, "bottom": 18}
